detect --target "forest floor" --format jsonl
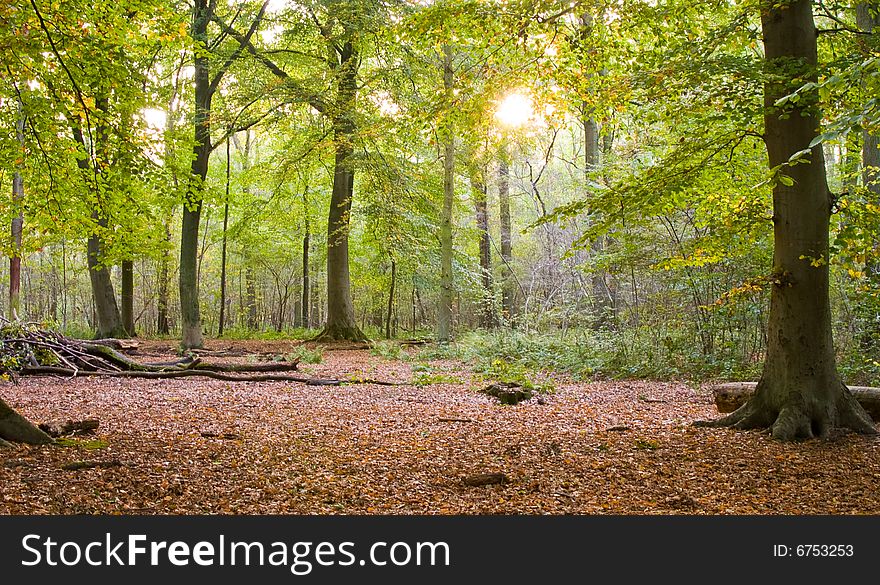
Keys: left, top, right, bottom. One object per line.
{"left": 2, "top": 339, "right": 880, "bottom": 514}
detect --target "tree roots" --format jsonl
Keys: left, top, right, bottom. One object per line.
{"left": 695, "top": 382, "right": 878, "bottom": 441}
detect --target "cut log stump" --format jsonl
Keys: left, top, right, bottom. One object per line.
{"left": 480, "top": 382, "right": 533, "bottom": 405}
{"left": 710, "top": 382, "right": 880, "bottom": 420}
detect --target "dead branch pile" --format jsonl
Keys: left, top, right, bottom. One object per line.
{"left": 0, "top": 322, "right": 353, "bottom": 385}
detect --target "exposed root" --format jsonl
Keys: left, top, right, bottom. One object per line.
{"left": 696, "top": 380, "right": 877, "bottom": 441}
{"left": 693, "top": 401, "right": 769, "bottom": 430}
{"left": 312, "top": 323, "right": 369, "bottom": 343}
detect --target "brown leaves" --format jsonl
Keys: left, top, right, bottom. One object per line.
{"left": 1, "top": 340, "right": 879, "bottom": 514}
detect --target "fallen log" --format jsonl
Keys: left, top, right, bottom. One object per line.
{"left": 0, "top": 397, "right": 53, "bottom": 445}
{"left": 88, "top": 338, "right": 139, "bottom": 351}
{"left": 38, "top": 419, "right": 100, "bottom": 438}
{"left": 21, "top": 365, "right": 343, "bottom": 386}
{"left": 711, "top": 382, "right": 880, "bottom": 420}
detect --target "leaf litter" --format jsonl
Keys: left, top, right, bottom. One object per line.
{"left": 2, "top": 340, "right": 880, "bottom": 515}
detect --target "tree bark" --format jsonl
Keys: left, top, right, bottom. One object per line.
{"left": 9, "top": 97, "right": 24, "bottom": 319}
{"left": 698, "top": 0, "right": 875, "bottom": 440}
{"left": 179, "top": 0, "right": 211, "bottom": 349}
{"left": 302, "top": 190, "right": 311, "bottom": 329}
{"left": 157, "top": 215, "right": 172, "bottom": 335}
{"left": 498, "top": 153, "right": 514, "bottom": 321}
{"left": 472, "top": 167, "right": 495, "bottom": 328}
{"left": 319, "top": 40, "right": 366, "bottom": 342}
{"left": 218, "top": 136, "right": 231, "bottom": 337}
{"left": 245, "top": 266, "right": 258, "bottom": 329}
{"left": 86, "top": 209, "right": 125, "bottom": 339}
{"left": 386, "top": 258, "right": 396, "bottom": 339}
{"left": 121, "top": 259, "right": 135, "bottom": 336}
{"left": 857, "top": 2, "right": 880, "bottom": 347}
{"left": 438, "top": 46, "right": 455, "bottom": 344}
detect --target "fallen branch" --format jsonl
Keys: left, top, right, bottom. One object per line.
{"left": 21, "top": 365, "right": 342, "bottom": 386}
{"left": 38, "top": 419, "right": 99, "bottom": 438}
{"left": 710, "top": 382, "right": 880, "bottom": 420}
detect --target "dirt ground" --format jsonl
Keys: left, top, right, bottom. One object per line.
{"left": 2, "top": 339, "right": 880, "bottom": 514}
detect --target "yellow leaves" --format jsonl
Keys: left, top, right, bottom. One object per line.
{"left": 798, "top": 254, "right": 827, "bottom": 267}
{"left": 848, "top": 268, "right": 864, "bottom": 279}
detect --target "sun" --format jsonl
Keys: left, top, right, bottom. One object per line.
{"left": 494, "top": 92, "right": 533, "bottom": 128}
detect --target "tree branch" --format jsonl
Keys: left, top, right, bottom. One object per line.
{"left": 210, "top": 12, "right": 329, "bottom": 114}
{"left": 208, "top": 0, "right": 270, "bottom": 95}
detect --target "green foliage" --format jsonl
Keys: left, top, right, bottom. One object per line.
{"left": 370, "top": 341, "right": 409, "bottom": 361}
{"left": 285, "top": 345, "right": 324, "bottom": 365}
{"left": 420, "top": 328, "right": 764, "bottom": 383}
{"left": 411, "top": 371, "right": 463, "bottom": 386}
{"left": 55, "top": 438, "right": 109, "bottom": 450}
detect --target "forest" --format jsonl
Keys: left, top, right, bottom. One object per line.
{"left": 1, "top": 0, "right": 880, "bottom": 515}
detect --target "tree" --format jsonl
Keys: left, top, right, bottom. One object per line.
{"left": 438, "top": 45, "right": 456, "bottom": 343}
{"left": 700, "top": 0, "right": 875, "bottom": 440}
{"left": 180, "top": 0, "right": 269, "bottom": 348}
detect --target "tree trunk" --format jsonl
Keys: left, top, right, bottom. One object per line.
{"left": 438, "top": 46, "right": 455, "bottom": 344}
{"left": 472, "top": 167, "right": 495, "bottom": 328}
{"left": 584, "top": 116, "right": 614, "bottom": 329}
{"left": 245, "top": 266, "right": 258, "bottom": 329}
{"left": 498, "top": 154, "right": 514, "bottom": 322}
{"left": 180, "top": 0, "right": 211, "bottom": 349}
{"left": 386, "top": 258, "right": 396, "bottom": 339}
{"left": 219, "top": 137, "right": 231, "bottom": 337}
{"left": 121, "top": 259, "right": 135, "bottom": 336}
{"left": 699, "top": 0, "right": 875, "bottom": 440}
{"left": 0, "top": 396, "right": 52, "bottom": 445}
{"left": 87, "top": 210, "right": 125, "bottom": 339}
{"left": 319, "top": 41, "right": 366, "bottom": 342}
{"left": 302, "top": 190, "right": 311, "bottom": 329}
{"left": 857, "top": 2, "right": 880, "bottom": 347}
{"left": 157, "top": 215, "right": 172, "bottom": 335}
{"left": 9, "top": 98, "right": 24, "bottom": 319}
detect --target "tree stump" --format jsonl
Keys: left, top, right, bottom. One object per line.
{"left": 480, "top": 382, "right": 533, "bottom": 405}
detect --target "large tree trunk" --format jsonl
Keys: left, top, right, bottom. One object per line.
{"left": 857, "top": 2, "right": 880, "bottom": 347}
{"left": 581, "top": 11, "right": 616, "bottom": 330}
{"left": 319, "top": 41, "right": 366, "bottom": 342}
{"left": 71, "top": 114, "right": 124, "bottom": 340}
{"left": 386, "top": 258, "right": 396, "bottom": 339}
{"left": 179, "top": 0, "right": 210, "bottom": 350}
{"left": 498, "top": 154, "right": 514, "bottom": 322}
{"left": 218, "top": 137, "right": 231, "bottom": 337}
{"left": 0, "top": 396, "right": 52, "bottom": 445}
{"left": 301, "top": 213, "right": 310, "bottom": 329}
{"left": 472, "top": 167, "right": 495, "bottom": 328}
{"left": 438, "top": 46, "right": 455, "bottom": 344}
{"left": 699, "top": 0, "right": 875, "bottom": 440}
{"left": 9, "top": 97, "right": 24, "bottom": 319}
{"left": 87, "top": 210, "right": 125, "bottom": 339}
{"left": 584, "top": 115, "right": 614, "bottom": 329}
{"left": 121, "top": 259, "right": 135, "bottom": 336}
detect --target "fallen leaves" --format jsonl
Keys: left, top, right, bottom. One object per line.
{"left": 1, "top": 340, "right": 879, "bottom": 514}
